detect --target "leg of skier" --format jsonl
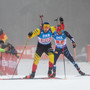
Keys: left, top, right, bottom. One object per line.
{"left": 52, "top": 48, "right": 61, "bottom": 77}
{"left": 64, "top": 47, "right": 85, "bottom": 75}
{"left": 24, "top": 52, "right": 41, "bottom": 79}
{"left": 46, "top": 48, "right": 54, "bottom": 77}
{"left": 24, "top": 43, "right": 43, "bottom": 79}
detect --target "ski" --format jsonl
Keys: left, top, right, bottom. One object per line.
{"left": 0, "top": 77, "right": 62, "bottom": 80}
{"left": 35, "top": 77, "right": 62, "bottom": 79}
{"left": 75, "top": 74, "right": 90, "bottom": 77}
{"left": 85, "top": 74, "right": 90, "bottom": 76}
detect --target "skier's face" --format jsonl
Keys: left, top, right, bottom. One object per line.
{"left": 57, "top": 26, "right": 63, "bottom": 35}
{"left": 57, "top": 30, "right": 63, "bottom": 35}
{"left": 43, "top": 24, "right": 50, "bottom": 33}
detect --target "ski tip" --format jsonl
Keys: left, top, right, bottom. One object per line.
{"left": 85, "top": 74, "right": 90, "bottom": 76}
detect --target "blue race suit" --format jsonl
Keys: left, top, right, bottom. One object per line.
{"left": 53, "top": 30, "right": 80, "bottom": 70}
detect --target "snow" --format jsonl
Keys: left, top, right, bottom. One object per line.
{"left": 0, "top": 59, "right": 90, "bottom": 90}
{"left": 0, "top": 76, "right": 90, "bottom": 90}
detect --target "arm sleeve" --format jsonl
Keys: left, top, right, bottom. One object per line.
{"left": 29, "top": 28, "right": 40, "bottom": 39}
{"left": 64, "top": 31, "right": 73, "bottom": 39}
{"left": 0, "top": 48, "right": 5, "bottom": 52}
{"left": 64, "top": 31, "right": 75, "bottom": 43}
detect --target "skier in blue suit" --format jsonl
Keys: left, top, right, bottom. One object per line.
{"left": 52, "top": 25, "right": 85, "bottom": 77}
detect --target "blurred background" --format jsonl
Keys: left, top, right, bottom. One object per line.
{"left": 0, "top": 0, "right": 90, "bottom": 61}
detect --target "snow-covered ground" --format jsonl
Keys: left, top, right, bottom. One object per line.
{"left": 0, "top": 59, "right": 90, "bottom": 90}
{"left": 0, "top": 75, "right": 90, "bottom": 90}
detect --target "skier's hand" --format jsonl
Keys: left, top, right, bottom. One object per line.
{"left": 60, "top": 17, "right": 64, "bottom": 22}
{"left": 28, "top": 32, "right": 33, "bottom": 39}
{"left": 59, "top": 17, "right": 64, "bottom": 24}
{"left": 72, "top": 42, "right": 76, "bottom": 48}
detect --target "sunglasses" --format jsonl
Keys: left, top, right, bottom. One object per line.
{"left": 43, "top": 24, "right": 50, "bottom": 28}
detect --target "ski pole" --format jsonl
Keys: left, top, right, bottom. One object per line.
{"left": 62, "top": 43, "right": 66, "bottom": 79}
{"left": 12, "top": 38, "right": 29, "bottom": 77}
{"left": 54, "top": 17, "right": 59, "bottom": 26}
{"left": 40, "top": 15, "right": 44, "bottom": 29}
{"left": 74, "top": 48, "right": 77, "bottom": 61}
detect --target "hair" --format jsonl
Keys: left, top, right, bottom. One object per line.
{"left": 43, "top": 22, "right": 50, "bottom": 25}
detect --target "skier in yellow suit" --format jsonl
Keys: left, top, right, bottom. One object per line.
{"left": 24, "top": 22, "right": 56, "bottom": 79}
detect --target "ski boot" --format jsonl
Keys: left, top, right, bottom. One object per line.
{"left": 48, "top": 68, "right": 53, "bottom": 78}
{"left": 24, "top": 72, "right": 35, "bottom": 79}
{"left": 53, "top": 65, "right": 56, "bottom": 77}
{"left": 74, "top": 63, "right": 85, "bottom": 76}
{"left": 78, "top": 69, "right": 85, "bottom": 76}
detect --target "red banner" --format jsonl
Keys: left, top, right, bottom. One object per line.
{"left": 16, "top": 45, "right": 63, "bottom": 59}
{"left": 87, "top": 45, "right": 90, "bottom": 62}
{"left": 0, "top": 53, "right": 17, "bottom": 75}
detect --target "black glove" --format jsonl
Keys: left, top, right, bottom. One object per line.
{"left": 28, "top": 32, "right": 33, "bottom": 37}
{"left": 47, "top": 48, "right": 54, "bottom": 53}
{"left": 59, "top": 17, "right": 64, "bottom": 21}
{"left": 72, "top": 42, "right": 76, "bottom": 48}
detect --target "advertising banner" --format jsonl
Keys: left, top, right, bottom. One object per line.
{"left": 0, "top": 53, "right": 17, "bottom": 75}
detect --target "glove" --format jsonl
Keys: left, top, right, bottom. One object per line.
{"left": 28, "top": 32, "right": 33, "bottom": 39}
{"left": 59, "top": 17, "right": 64, "bottom": 21}
{"left": 72, "top": 42, "right": 76, "bottom": 48}
{"left": 47, "top": 48, "right": 54, "bottom": 53}
{"left": 59, "top": 17, "right": 64, "bottom": 24}
{"left": 28, "top": 32, "right": 33, "bottom": 36}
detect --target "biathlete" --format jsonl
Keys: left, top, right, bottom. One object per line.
{"left": 24, "top": 22, "right": 56, "bottom": 79}
{"left": 52, "top": 25, "right": 85, "bottom": 77}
